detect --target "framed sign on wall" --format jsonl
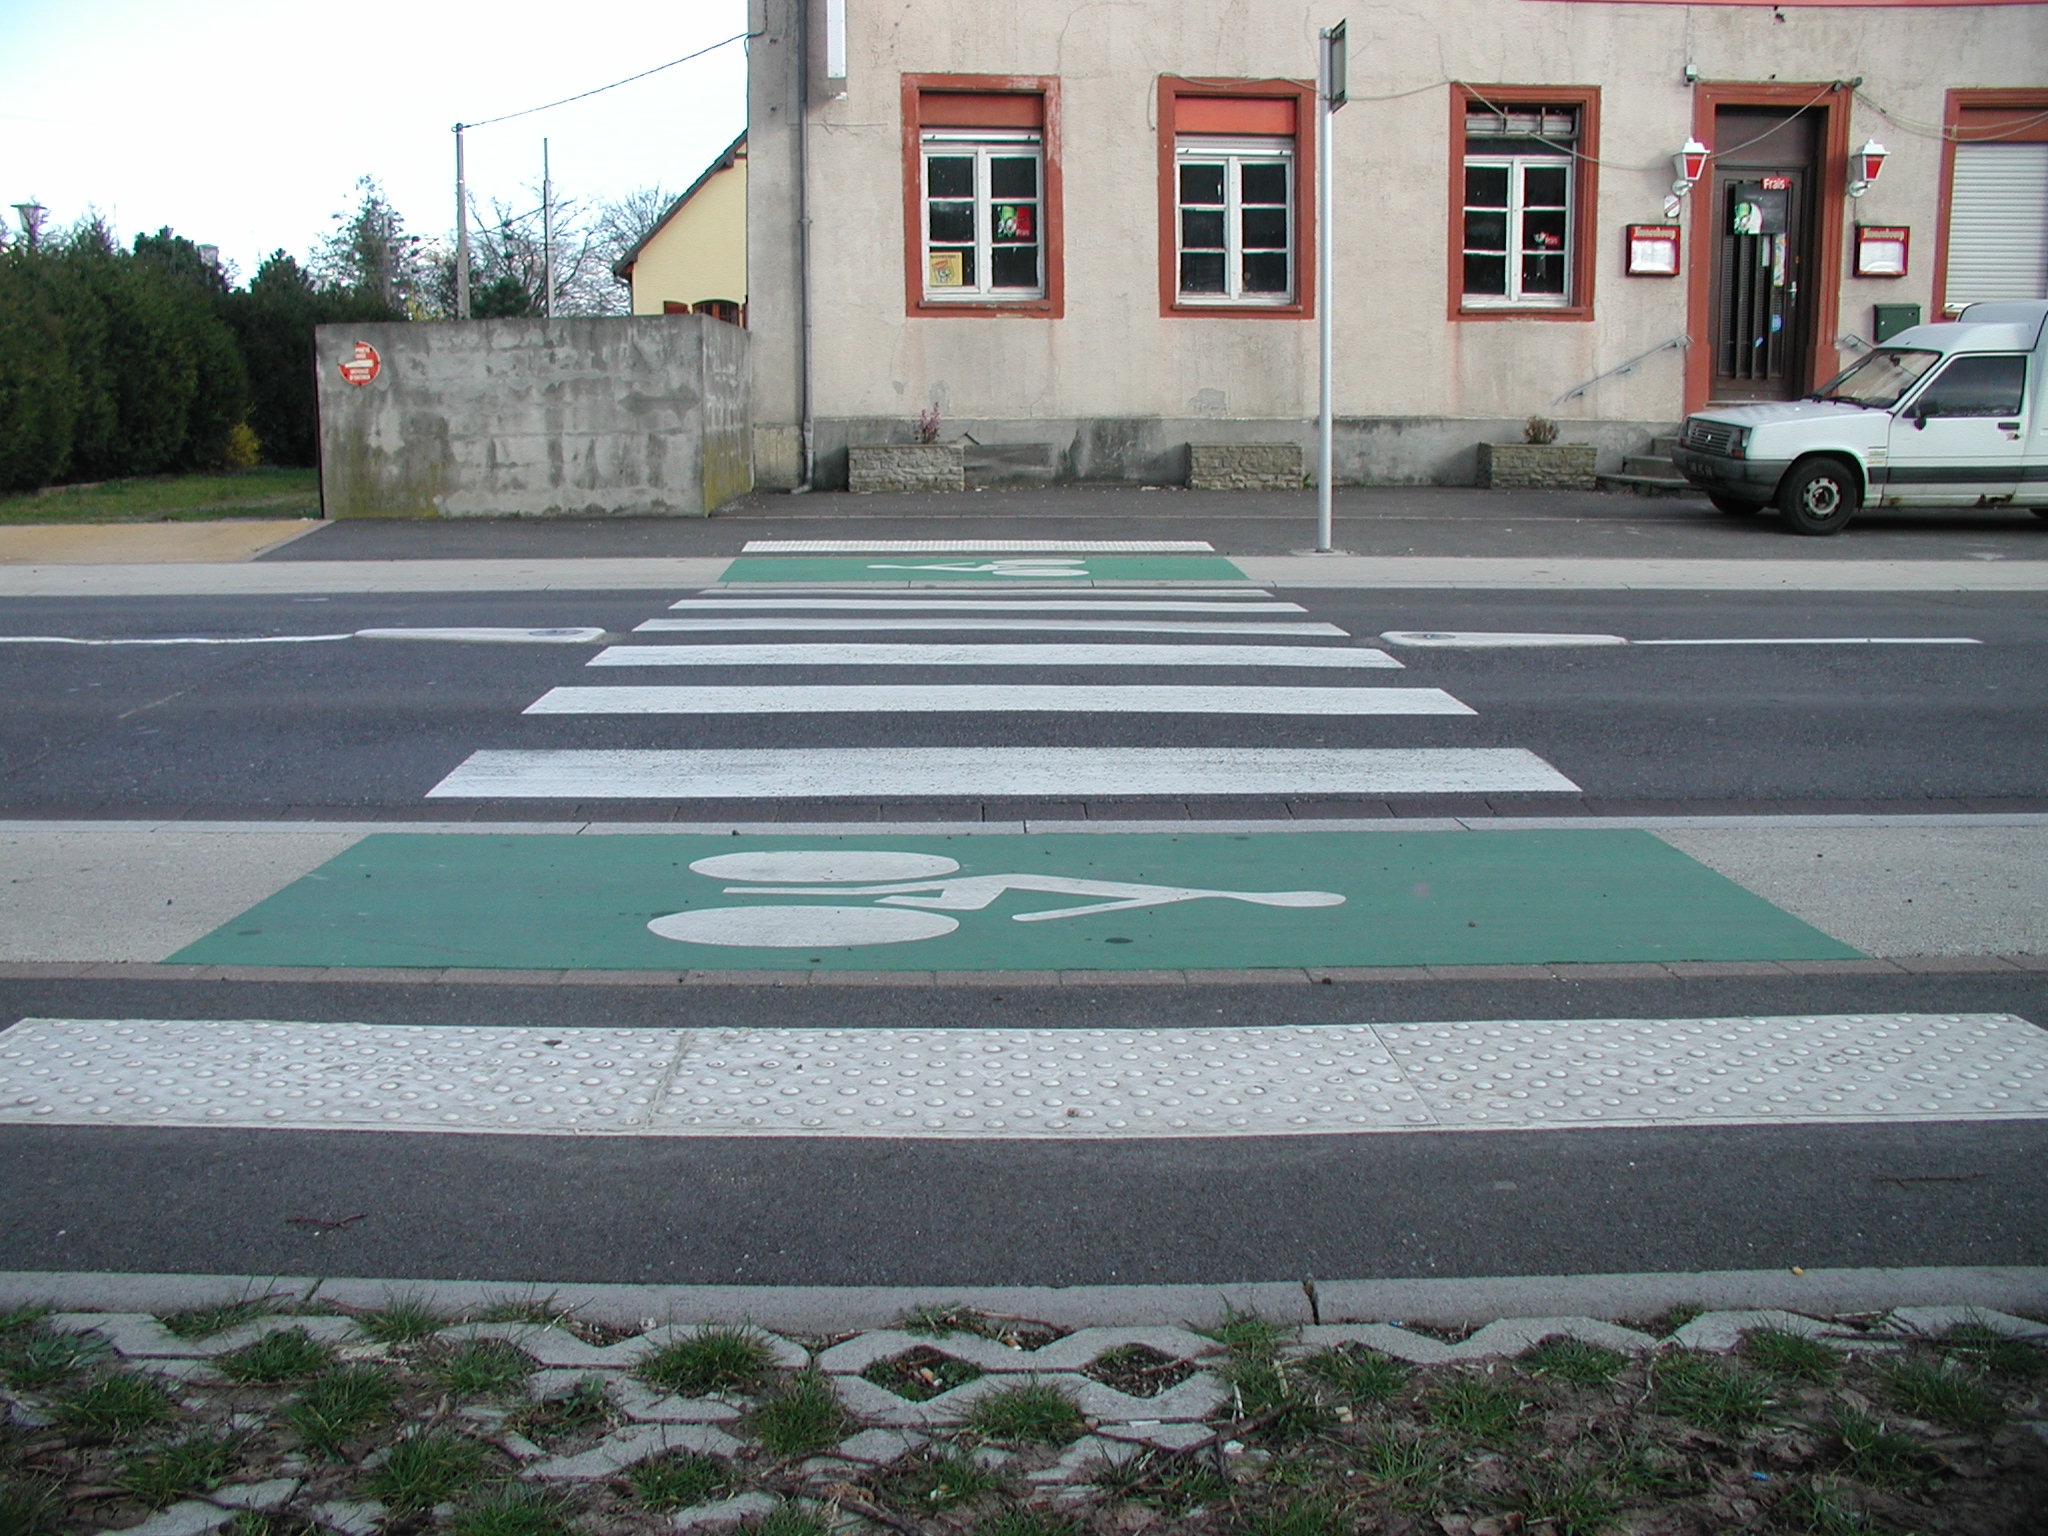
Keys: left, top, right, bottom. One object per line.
{"left": 1855, "top": 225, "right": 1909, "bottom": 277}
{"left": 1625, "top": 223, "right": 1681, "bottom": 275}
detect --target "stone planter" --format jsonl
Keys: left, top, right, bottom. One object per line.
{"left": 1188, "top": 443, "right": 1303, "bottom": 491}
{"left": 1475, "top": 441, "right": 1598, "bottom": 491}
{"left": 847, "top": 442, "right": 964, "bottom": 493}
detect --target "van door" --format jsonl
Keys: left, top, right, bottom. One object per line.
{"left": 1882, "top": 354, "right": 2029, "bottom": 504}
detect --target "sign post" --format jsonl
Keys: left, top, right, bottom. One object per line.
{"left": 1315, "top": 22, "right": 1346, "bottom": 553}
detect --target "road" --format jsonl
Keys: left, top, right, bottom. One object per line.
{"left": 1, "top": 498, "right": 2045, "bottom": 1293}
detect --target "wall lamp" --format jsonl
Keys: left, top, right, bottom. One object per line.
{"left": 1672, "top": 139, "right": 1710, "bottom": 198}
{"left": 1848, "top": 139, "right": 1889, "bottom": 198}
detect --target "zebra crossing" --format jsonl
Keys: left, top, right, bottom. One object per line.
{"left": 424, "top": 548, "right": 1579, "bottom": 804}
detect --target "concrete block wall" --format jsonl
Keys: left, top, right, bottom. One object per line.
{"left": 315, "top": 315, "right": 751, "bottom": 518}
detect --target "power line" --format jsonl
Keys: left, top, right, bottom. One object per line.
{"left": 458, "top": 31, "right": 748, "bottom": 132}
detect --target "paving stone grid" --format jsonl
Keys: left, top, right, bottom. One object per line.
{"left": 8, "top": 1302, "right": 2042, "bottom": 1536}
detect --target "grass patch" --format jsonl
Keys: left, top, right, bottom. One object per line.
{"left": 362, "top": 1431, "right": 493, "bottom": 1509}
{"left": 1519, "top": 1337, "right": 1628, "bottom": 1388}
{"left": 429, "top": 1340, "right": 535, "bottom": 1399}
{"left": 505, "top": 1377, "right": 616, "bottom": 1446}
{"left": 0, "top": 1325, "right": 111, "bottom": 1389}
{"left": 874, "top": 1447, "right": 1004, "bottom": 1510}
{"left": 355, "top": 1294, "right": 449, "bottom": 1345}
{"left": 1772, "top": 1478, "right": 1876, "bottom": 1534}
{"left": 157, "top": 1297, "right": 281, "bottom": 1340}
{"left": 1221, "top": 1353, "right": 1332, "bottom": 1440}
{"left": 636, "top": 1324, "right": 778, "bottom": 1397}
{"left": 963, "top": 1379, "right": 1087, "bottom": 1445}
{"left": 51, "top": 1370, "right": 177, "bottom": 1438}
{"left": 972, "top": 1511, "right": 1078, "bottom": 1536}
{"left": 1644, "top": 1304, "right": 1705, "bottom": 1337}
{"left": 1422, "top": 1373, "right": 1530, "bottom": 1440}
{"left": 215, "top": 1326, "right": 337, "bottom": 1384}
{"left": 899, "top": 1304, "right": 1062, "bottom": 1350}
{"left": 625, "top": 1450, "right": 740, "bottom": 1511}
{"left": 0, "top": 1474, "right": 65, "bottom": 1536}
{"left": 282, "top": 1364, "right": 399, "bottom": 1457}
{"left": 1351, "top": 1428, "right": 1454, "bottom": 1505}
{"left": 1515, "top": 1465, "right": 1622, "bottom": 1535}
{"left": 1935, "top": 1322, "right": 2045, "bottom": 1380}
{"left": 1880, "top": 1357, "right": 2005, "bottom": 1434}
{"left": 442, "top": 1487, "right": 576, "bottom": 1536}
{"left": 1242, "top": 1493, "right": 1345, "bottom": 1536}
{"left": 0, "top": 467, "right": 320, "bottom": 524}
{"left": 747, "top": 1507, "right": 831, "bottom": 1536}
{"left": 1199, "top": 1303, "right": 1294, "bottom": 1357}
{"left": 1739, "top": 1326, "right": 1841, "bottom": 1384}
{"left": 1090, "top": 1448, "right": 1231, "bottom": 1513}
{"left": 862, "top": 1345, "right": 984, "bottom": 1402}
{"left": 1829, "top": 1408, "right": 1933, "bottom": 1489}
{"left": 1299, "top": 1345, "right": 1410, "bottom": 1404}
{"left": 1649, "top": 1349, "right": 1773, "bottom": 1433}
{"left": 116, "top": 1430, "right": 244, "bottom": 1507}
{"left": 1083, "top": 1343, "right": 1197, "bottom": 1397}
{"left": 0, "top": 1304, "right": 52, "bottom": 1335}
{"left": 751, "top": 1370, "right": 849, "bottom": 1458}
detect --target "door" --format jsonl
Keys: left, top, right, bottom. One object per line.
{"left": 1881, "top": 353, "right": 2030, "bottom": 504}
{"left": 1709, "top": 109, "right": 1820, "bottom": 403}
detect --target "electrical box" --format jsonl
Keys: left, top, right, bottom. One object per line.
{"left": 1872, "top": 303, "right": 1921, "bottom": 343}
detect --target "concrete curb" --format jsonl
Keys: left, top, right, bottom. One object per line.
{"left": 2, "top": 1266, "right": 2041, "bottom": 1332}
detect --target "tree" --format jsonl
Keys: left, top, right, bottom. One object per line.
{"left": 314, "top": 176, "right": 438, "bottom": 313}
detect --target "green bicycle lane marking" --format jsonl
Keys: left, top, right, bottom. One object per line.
{"left": 715, "top": 555, "right": 1248, "bottom": 583}
{"left": 170, "top": 830, "right": 1859, "bottom": 972}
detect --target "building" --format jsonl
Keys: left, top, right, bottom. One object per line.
{"left": 616, "top": 133, "right": 747, "bottom": 324}
{"left": 743, "top": 0, "right": 2048, "bottom": 490}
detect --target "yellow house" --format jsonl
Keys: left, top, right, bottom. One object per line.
{"left": 615, "top": 133, "right": 746, "bottom": 322}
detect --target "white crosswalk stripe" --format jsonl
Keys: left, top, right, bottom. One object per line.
{"left": 427, "top": 566, "right": 1578, "bottom": 801}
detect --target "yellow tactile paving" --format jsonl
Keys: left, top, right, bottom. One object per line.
{"left": 0, "top": 520, "right": 320, "bottom": 564}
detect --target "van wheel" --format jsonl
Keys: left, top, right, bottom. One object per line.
{"left": 1709, "top": 493, "right": 1762, "bottom": 515}
{"left": 2031, "top": 507, "right": 2048, "bottom": 519}
{"left": 1777, "top": 458, "right": 1860, "bottom": 535}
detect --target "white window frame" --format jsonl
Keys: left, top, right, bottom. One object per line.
{"left": 920, "top": 129, "right": 1044, "bottom": 302}
{"left": 1174, "top": 134, "right": 1295, "bottom": 306}
{"left": 1461, "top": 152, "right": 1575, "bottom": 309}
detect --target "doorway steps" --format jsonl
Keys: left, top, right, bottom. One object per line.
{"left": 1596, "top": 430, "right": 1697, "bottom": 497}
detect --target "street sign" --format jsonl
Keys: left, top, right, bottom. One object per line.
{"left": 337, "top": 341, "right": 381, "bottom": 386}
{"left": 1322, "top": 20, "right": 1347, "bottom": 110}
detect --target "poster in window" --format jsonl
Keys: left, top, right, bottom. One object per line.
{"left": 995, "top": 205, "right": 1033, "bottom": 240}
{"left": 927, "top": 252, "right": 965, "bottom": 287}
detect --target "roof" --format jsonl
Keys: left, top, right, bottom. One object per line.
{"left": 612, "top": 132, "right": 746, "bottom": 281}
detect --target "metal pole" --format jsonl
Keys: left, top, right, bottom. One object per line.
{"left": 1315, "top": 35, "right": 1336, "bottom": 552}
{"left": 542, "top": 137, "right": 555, "bottom": 320}
{"left": 453, "top": 124, "right": 471, "bottom": 319}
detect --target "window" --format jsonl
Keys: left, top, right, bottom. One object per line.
{"left": 1910, "top": 355, "right": 2025, "bottom": 418}
{"left": 1157, "top": 79, "right": 1316, "bottom": 319}
{"left": 901, "top": 77, "right": 1061, "bottom": 317}
{"left": 1449, "top": 86, "right": 1598, "bottom": 320}
{"left": 1176, "top": 138, "right": 1294, "bottom": 302}
{"left": 1938, "top": 92, "right": 2048, "bottom": 313}
{"left": 922, "top": 135, "right": 1043, "bottom": 299}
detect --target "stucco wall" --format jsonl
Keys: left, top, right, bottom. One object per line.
{"left": 316, "top": 316, "right": 751, "bottom": 518}
{"left": 629, "top": 152, "right": 748, "bottom": 316}
{"left": 747, "top": 0, "right": 2048, "bottom": 484}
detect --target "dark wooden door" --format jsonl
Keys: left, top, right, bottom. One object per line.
{"left": 1709, "top": 109, "right": 1820, "bottom": 403}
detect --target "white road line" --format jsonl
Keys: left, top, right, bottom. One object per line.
{"left": 588, "top": 644, "right": 1398, "bottom": 669}
{"left": 701, "top": 586, "right": 1260, "bottom": 597}
{"left": 739, "top": 540, "right": 1217, "bottom": 553}
{"left": 426, "top": 747, "right": 1576, "bottom": 798}
{"left": 524, "top": 685, "right": 1476, "bottom": 716}
{"left": 5, "top": 1015, "right": 2040, "bottom": 1138}
{"left": 668, "top": 598, "right": 1308, "bottom": 613}
{"left": 634, "top": 617, "right": 1346, "bottom": 637}
{"left": 1381, "top": 630, "right": 1982, "bottom": 649}
{"left": 0, "top": 628, "right": 606, "bottom": 648}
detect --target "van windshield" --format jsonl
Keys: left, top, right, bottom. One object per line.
{"left": 1811, "top": 348, "right": 1940, "bottom": 408}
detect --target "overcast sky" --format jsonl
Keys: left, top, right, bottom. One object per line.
{"left": 0, "top": 0, "right": 749, "bottom": 282}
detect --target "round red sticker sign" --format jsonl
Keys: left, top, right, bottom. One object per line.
{"left": 338, "top": 341, "right": 381, "bottom": 386}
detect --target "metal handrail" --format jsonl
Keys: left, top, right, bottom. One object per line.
{"left": 1552, "top": 334, "right": 1690, "bottom": 407}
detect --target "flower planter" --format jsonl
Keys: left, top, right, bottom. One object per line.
{"left": 1475, "top": 441, "right": 1598, "bottom": 491}
{"left": 847, "top": 443, "right": 964, "bottom": 493}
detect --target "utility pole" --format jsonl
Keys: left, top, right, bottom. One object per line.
{"left": 542, "top": 138, "right": 555, "bottom": 320}
{"left": 453, "top": 124, "right": 471, "bottom": 318}
{"left": 1316, "top": 21, "right": 1346, "bottom": 554}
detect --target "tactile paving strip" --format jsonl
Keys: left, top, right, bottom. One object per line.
{"left": 0, "top": 1015, "right": 2043, "bottom": 1138}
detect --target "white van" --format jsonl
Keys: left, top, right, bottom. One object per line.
{"left": 1670, "top": 299, "right": 2048, "bottom": 534}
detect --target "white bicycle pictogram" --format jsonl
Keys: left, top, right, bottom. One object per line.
{"left": 865, "top": 558, "right": 1091, "bottom": 578}
{"left": 647, "top": 851, "right": 1344, "bottom": 947}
